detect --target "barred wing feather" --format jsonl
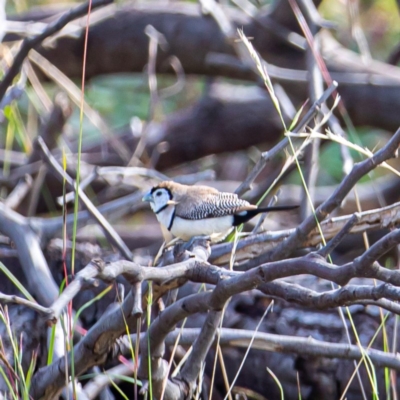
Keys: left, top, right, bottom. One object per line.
{"left": 177, "top": 192, "right": 254, "bottom": 220}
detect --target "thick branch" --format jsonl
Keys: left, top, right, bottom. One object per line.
{"left": 211, "top": 201, "right": 400, "bottom": 265}
{"left": 0, "top": 203, "right": 59, "bottom": 306}
{"left": 170, "top": 328, "right": 400, "bottom": 371}
{"left": 268, "top": 127, "right": 400, "bottom": 261}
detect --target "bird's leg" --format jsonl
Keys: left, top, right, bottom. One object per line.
{"left": 183, "top": 235, "right": 211, "bottom": 252}
{"left": 153, "top": 238, "right": 182, "bottom": 266}
{"left": 164, "top": 237, "right": 182, "bottom": 249}
{"left": 161, "top": 236, "right": 212, "bottom": 262}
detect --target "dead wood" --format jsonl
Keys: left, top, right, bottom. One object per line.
{"left": 4, "top": 2, "right": 400, "bottom": 169}
{"left": 2, "top": 0, "right": 400, "bottom": 399}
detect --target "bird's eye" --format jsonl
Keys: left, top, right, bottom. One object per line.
{"left": 156, "top": 192, "right": 162, "bottom": 197}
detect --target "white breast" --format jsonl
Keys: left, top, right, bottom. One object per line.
{"left": 170, "top": 215, "right": 234, "bottom": 241}
{"left": 155, "top": 206, "right": 175, "bottom": 231}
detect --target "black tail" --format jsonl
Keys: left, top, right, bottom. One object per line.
{"left": 232, "top": 205, "right": 298, "bottom": 226}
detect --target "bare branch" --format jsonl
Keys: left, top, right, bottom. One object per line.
{"left": 51, "top": 259, "right": 104, "bottom": 319}
{"left": 260, "top": 280, "right": 400, "bottom": 314}
{"left": 317, "top": 212, "right": 361, "bottom": 258}
{"left": 37, "top": 136, "right": 133, "bottom": 260}
{"left": 354, "top": 228, "right": 400, "bottom": 274}
{"left": 30, "top": 286, "right": 140, "bottom": 399}
{"left": 170, "top": 328, "right": 400, "bottom": 372}
{"left": 235, "top": 81, "right": 338, "bottom": 196}
{"left": 83, "top": 363, "right": 134, "bottom": 399}
{"left": 0, "top": 292, "right": 55, "bottom": 322}
{"left": 211, "top": 201, "right": 400, "bottom": 265}
{"left": 268, "top": 127, "right": 400, "bottom": 262}
{"left": 180, "top": 310, "right": 223, "bottom": 394}
{"left": 0, "top": 0, "right": 114, "bottom": 102}
{"left": 3, "top": 174, "right": 32, "bottom": 209}
{"left": 0, "top": 203, "right": 59, "bottom": 306}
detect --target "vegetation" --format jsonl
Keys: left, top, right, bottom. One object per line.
{"left": 1, "top": 0, "right": 400, "bottom": 399}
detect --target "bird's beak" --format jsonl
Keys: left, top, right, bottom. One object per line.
{"left": 142, "top": 191, "right": 153, "bottom": 203}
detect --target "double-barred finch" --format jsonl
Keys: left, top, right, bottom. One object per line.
{"left": 142, "top": 181, "right": 298, "bottom": 241}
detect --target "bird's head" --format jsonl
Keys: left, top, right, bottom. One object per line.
{"left": 142, "top": 181, "right": 180, "bottom": 213}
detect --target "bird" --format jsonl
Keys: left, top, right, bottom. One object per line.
{"left": 142, "top": 181, "right": 298, "bottom": 242}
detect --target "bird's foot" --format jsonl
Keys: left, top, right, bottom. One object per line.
{"left": 184, "top": 235, "right": 211, "bottom": 250}
{"left": 164, "top": 237, "right": 182, "bottom": 249}
{"left": 159, "top": 236, "right": 211, "bottom": 261}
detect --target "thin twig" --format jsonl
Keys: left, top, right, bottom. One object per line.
{"left": 129, "top": 25, "right": 167, "bottom": 166}
{"left": 131, "top": 282, "right": 143, "bottom": 317}
{"left": 37, "top": 136, "right": 133, "bottom": 260}
{"left": 166, "top": 328, "right": 400, "bottom": 371}
{"left": 0, "top": 0, "right": 114, "bottom": 103}
{"left": 31, "top": 244, "right": 400, "bottom": 398}
{"left": 235, "top": 81, "right": 338, "bottom": 196}
{"left": 51, "top": 259, "right": 104, "bottom": 319}
{"left": 268, "top": 126, "right": 400, "bottom": 262}
{"left": 180, "top": 310, "right": 223, "bottom": 393}
{"left": 4, "top": 174, "right": 32, "bottom": 209}
{"left": 300, "top": 14, "right": 323, "bottom": 219}
{"left": 317, "top": 213, "right": 361, "bottom": 258}
{"left": 0, "top": 203, "right": 59, "bottom": 306}
{"left": 354, "top": 228, "right": 400, "bottom": 273}
{"left": 211, "top": 201, "right": 400, "bottom": 265}
{"left": 0, "top": 292, "right": 56, "bottom": 322}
